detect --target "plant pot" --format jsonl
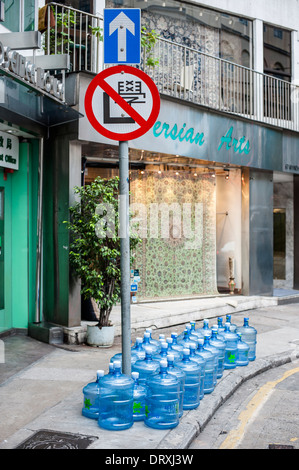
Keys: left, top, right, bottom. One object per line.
{"left": 86, "top": 324, "right": 115, "bottom": 348}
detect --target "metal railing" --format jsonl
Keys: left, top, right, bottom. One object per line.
{"left": 42, "top": 3, "right": 299, "bottom": 132}
{"left": 43, "top": 2, "right": 103, "bottom": 73}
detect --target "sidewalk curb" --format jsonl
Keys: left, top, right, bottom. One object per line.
{"left": 156, "top": 349, "right": 299, "bottom": 449}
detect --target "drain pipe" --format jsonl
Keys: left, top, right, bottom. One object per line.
{"left": 34, "top": 137, "right": 44, "bottom": 323}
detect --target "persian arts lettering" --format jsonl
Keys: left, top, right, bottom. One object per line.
{"left": 152, "top": 121, "right": 251, "bottom": 155}
{"left": 218, "top": 126, "right": 251, "bottom": 154}
{"left": 153, "top": 121, "right": 205, "bottom": 146}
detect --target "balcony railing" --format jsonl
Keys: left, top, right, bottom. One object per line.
{"left": 43, "top": 3, "right": 299, "bottom": 132}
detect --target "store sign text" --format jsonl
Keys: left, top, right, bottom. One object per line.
{"left": 0, "top": 41, "right": 64, "bottom": 101}
{"left": 153, "top": 121, "right": 251, "bottom": 155}
{"left": 0, "top": 131, "right": 19, "bottom": 171}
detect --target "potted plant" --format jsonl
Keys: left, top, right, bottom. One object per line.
{"left": 65, "top": 176, "right": 140, "bottom": 347}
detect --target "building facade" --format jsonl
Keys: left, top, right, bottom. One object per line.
{"left": 1, "top": 0, "right": 299, "bottom": 340}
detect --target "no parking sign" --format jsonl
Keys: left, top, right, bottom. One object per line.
{"left": 84, "top": 65, "right": 160, "bottom": 141}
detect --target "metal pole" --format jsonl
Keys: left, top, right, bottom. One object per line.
{"left": 119, "top": 140, "right": 131, "bottom": 376}
{"left": 34, "top": 137, "right": 44, "bottom": 323}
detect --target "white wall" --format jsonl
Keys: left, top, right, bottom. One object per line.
{"left": 193, "top": 0, "right": 299, "bottom": 29}
{"left": 216, "top": 169, "right": 242, "bottom": 290}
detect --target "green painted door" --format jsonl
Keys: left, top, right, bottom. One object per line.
{"left": 0, "top": 169, "right": 12, "bottom": 332}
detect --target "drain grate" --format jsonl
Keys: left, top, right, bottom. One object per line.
{"left": 268, "top": 444, "right": 295, "bottom": 449}
{"left": 16, "top": 429, "right": 98, "bottom": 449}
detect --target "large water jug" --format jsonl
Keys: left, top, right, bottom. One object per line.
{"left": 178, "top": 327, "right": 198, "bottom": 350}
{"left": 82, "top": 370, "right": 104, "bottom": 419}
{"left": 236, "top": 317, "right": 257, "bottom": 361}
{"left": 98, "top": 361, "right": 134, "bottom": 431}
{"left": 222, "top": 322, "right": 238, "bottom": 369}
{"left": 217, "top": 317, "right": 225, "bottom": 334}
{"left": 210, "top": 327, "right": 226, "bottom": 379}
{"left": 202, "top": 333, "right": 219, "bottom": 385}
{"left": 142, "top": 332, "right": 160, "bottom": 355}
{"left": 132, "top": 371, "right": 147, "bottom": 421}
{"left": 195, "top": 338, "right": 216, "bottom": 394}
{"left": 132, "top": 348, "right": 160, "bottom": 386}
{"left": 145, "top": 360, "right": 180, "bottom": 429}
{"left": 201, "top": 318, "right": 212, "bottom": 336}
{"left": 110, "top": 349, "right": 139, "bottom": 367}
{"left": 153, "top": 342, "right": 169, "bottom": 362}
{"left": 132, "top": 337, "right": 146, "bottom": 361}
{"left": 189, "top": 321, "right": 204, "bottom": 339}
{"left": 166, "top": 337, "right": 183, "bottom": 362}
{"left": 226, "top": 314, "right": 237, "bottom": 332}
{"left": 176, "top": 349, "right": 201, "bottom": 410}
{"left": 171, "top": 332, "right": 185, "bottom": 354}
{"left": 166, "top": 354, "right": 185, "bottom": 418}
{"left": 188, "top": 343, "right": 206, "bottom": 400}
{"left": 145, "top": 328, "right": 161, "bottom": 353}
{"left": 236, "top": 333, "right": 250, "bottom": 367}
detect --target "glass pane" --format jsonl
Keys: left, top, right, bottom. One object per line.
{"left": 24, "top": 0, "right": 35, "bottom": 31}
{"left": 273, "top": 208, "right": 286, "bottom": 280}
{"left": 2, "top": 0, "right": 20, "bottom": 32}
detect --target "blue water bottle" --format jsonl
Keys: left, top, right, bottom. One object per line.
{"left": 132, "top": 337, "right": 146, "bottom": 361}
{"left": 132, "top": 348, "right": 160, "bottom": 386}
{"left": 142, "top": 332, "right": 160, "bottom": 355}
{"left": 110, "top": 349, "right": 139, "bottom": 367}
{"left": 217, "top": 317, "right": 225, "bottom": 334}
{"left": 236, "top": 333, "right": 250, "bottom": 366}
{"left": 145, "top": 360, "right": 180, "bottom": 429}
{"left": 202, "top": 333, "right": 219, "bottom": 386}
{"left": 222, "top": 322, "right": 238, "bottom": 369}
{"left": 166, "top": 354, "right": 186, "bottom": 418}
{"left": 166, "top": 337, "right": 183, "bottom": 362}
{"left": 132, "top": 371, "right": 147, "bottom": 421}
{"left": 82, "top": 370, "right": 104, "bottom": 419}
{"left": 178, "top": 327, "right": 198, "bottom": 349}
{"left": 195, "top": 338, "right": 215, "bottom": 394}
{"left": 226, "top": 314, "right": 237, "bottom": 332}
{"left": 189, "top": 320, "right": 204, "bottom": 339}
{"left": 201, "top": 318, "right": 212, "bottom": 336}
{"left": 210, "top": 327, "right": 226, "bottom": 379}
{"left": 171, "top": 332, "right": 185, "bottom": 354}
{"left": 98, "top": 361, "right": 134, "bottom": 431}
{"left": 176, "top": 349, "right": 201, "bottom": 410}
{"left": 188, "top": 343, "right": 206, "bottom": 400}
{"left": 153, "top": 342, "right": 169, "bottom": 362}
{"left": 145, "top": 328, "right": 161, "bottom": 353}
{"left": 236, "top": 317, "right": 257, "bottom": 361}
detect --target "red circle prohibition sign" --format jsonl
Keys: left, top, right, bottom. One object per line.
{"left": 84, "top": 65, "right": 161, "bottom": 141}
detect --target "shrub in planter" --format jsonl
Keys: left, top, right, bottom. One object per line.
{"left": 65, "top": 176, "right": 140, "bottom": 339}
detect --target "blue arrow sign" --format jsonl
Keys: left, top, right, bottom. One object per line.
{"left": 104, "top": 9, "right": 141, "bottom": 64}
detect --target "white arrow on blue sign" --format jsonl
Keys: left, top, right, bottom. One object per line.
{"left": 104, "top": 9, "right": 141, "bottom": 65}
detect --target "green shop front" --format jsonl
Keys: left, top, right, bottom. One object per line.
{"left": 0, "top": 41, "right": 80, "bottom": 339}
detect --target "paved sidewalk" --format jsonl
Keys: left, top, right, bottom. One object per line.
{"left": 1, "top": 294, "right": 299, "bottom": 450}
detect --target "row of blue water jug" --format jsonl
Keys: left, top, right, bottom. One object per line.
{"left": 82, "top": 316, "right": 257, "bottom": 431}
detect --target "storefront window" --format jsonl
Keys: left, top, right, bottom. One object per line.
{"left": 107, "top": 0, "right": 253, "bottom": 68}
{"left": 264, "top": 24, "right": 291, "bottom": 81}
{"left": 24, "top": 0, "right": 35, "bottom": 31}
